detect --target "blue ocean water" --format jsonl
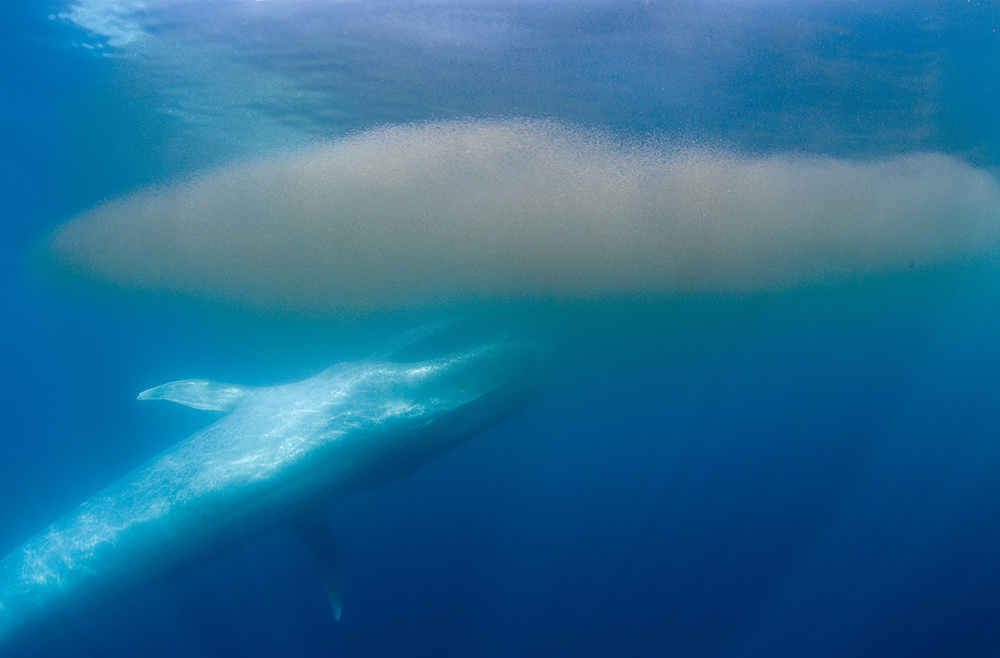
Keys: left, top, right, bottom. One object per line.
{"left": 3, "top": 1, "right": 1000, "bottom": 656}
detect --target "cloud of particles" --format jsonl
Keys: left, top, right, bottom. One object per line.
{"left": 48, "top": 119, "right": 1000, "bottom": 314}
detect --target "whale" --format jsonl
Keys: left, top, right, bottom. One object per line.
{"left": 0, "top": 336, "right": 545, "bottom": 647}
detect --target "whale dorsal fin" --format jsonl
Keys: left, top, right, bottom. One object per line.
{"left": 137, "top": 379, "right": 251, "bottom": 412}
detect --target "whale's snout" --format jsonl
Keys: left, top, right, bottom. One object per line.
{"left": 410, "top": 340, "right": 549, "bottom": 403}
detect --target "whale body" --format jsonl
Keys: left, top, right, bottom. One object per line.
{"left": 0, "top": 338, "right": 545, "bottom": 646}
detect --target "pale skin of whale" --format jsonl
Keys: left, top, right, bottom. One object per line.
{"left": 0, "top": 340, "right": 544, "bottom": 646}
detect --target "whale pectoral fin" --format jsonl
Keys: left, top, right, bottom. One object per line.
{"left": 296, "top": 520, "right": 344, "bottom": 621}
{"left": 137, "top": 379, "right": 251, "bottom": 411}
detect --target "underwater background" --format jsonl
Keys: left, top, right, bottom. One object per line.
{"left": 4, "top": 1, "right": 1000, "bottom": 656}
